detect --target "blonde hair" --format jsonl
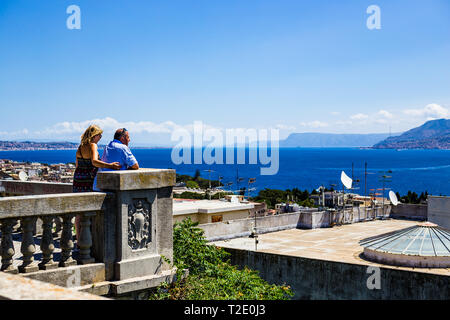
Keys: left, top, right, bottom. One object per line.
{"left": 80, "top": 125, "right": 103, "bottom": 146}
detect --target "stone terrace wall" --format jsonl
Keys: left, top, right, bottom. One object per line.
{"left": 225, "top": 248, "right": 449, "bottom": 300}
{"left": 428, "top": 196, "right": 450, "bottom": 229}
{"left": 390, "top": 203, "right": 427, "bottom": 221}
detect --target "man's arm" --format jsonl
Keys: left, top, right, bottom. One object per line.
{"left": 123, "top": 146, "right": 139, "bottom": 170}
{"left": 129, "top": 162, "right": 139, "bottom": 170}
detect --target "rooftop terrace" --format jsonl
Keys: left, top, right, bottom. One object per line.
{"left": 212, "top": 219, "right": 450, "bottom": 276}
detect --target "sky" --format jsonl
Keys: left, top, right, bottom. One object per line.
{"left": 0, "top": 0, "right": 449, "bottom": 146}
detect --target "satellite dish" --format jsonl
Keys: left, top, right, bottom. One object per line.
{"left": 340, "top": 171, "right": 352, "bottom": 189}
{"left": 19, "top": 171, "right": 28, "bottom": 182}
{"left": 389, "top": 191, "right": 399, "bottom": 206}
{"left": 230, "top": 195, "right": 239, "bottom": 203}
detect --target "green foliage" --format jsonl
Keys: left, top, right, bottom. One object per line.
{"left": 176, "top": 191, "right": 206, "bottom": 200}
{"left": 176, "top": 173, "right": 223, "bottom": 190}
{"left": 186, "top": 180, "right": 200, "bottom": 189}
{"left": 398, "top": 190, "right": 428, "bottom": 204}
{"left": 251, "top": 187, "right": 315, "bottom": 209}
{"left": 172, "top": 218, "right": 229, "bottom": 276}
{"left": 149, "top": 218, "right": 293, "bottom": 300}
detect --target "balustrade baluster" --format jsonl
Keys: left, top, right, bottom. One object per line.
{"left": 38, "top": 216, "right": 58, "bottom": 270}
{"left": 53, "top": 217, "right": 62, "bottom": 238}
{"left": 19, "top": 217, "right": 39, "bottom": 273}
{"left": 78, "top": 212, "right": 95, "bottom": 264}
{"left": 59, "top": 214, "right": 77, "bottom": 267}
{"left": 1, "top": 219, "right": 18, "bottom": 274}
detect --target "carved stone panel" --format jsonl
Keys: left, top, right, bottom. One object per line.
{"left": 128, "top": 199, "right": 152, "bottom": 250}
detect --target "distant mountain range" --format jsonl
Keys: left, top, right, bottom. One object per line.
{"left": 2, "top": 119, "right": 449, "bottom": 150}
{"left": 279, "top": 132, "right": 395, "bottom": 148}
{"left": 373, "top": 119, "right": 450, "bottom": 149}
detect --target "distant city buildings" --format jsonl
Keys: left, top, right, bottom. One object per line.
{"left": 0, "top": 141, "right": 78, "bottom": 151}
{"left": 0, "top": 159, "right": 75, "bottom": 183}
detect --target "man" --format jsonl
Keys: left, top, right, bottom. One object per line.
{"left": 93, "top": 128, "right": 139, "bottom": 190}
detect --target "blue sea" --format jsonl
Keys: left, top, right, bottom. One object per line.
{"left": 1, "top": 148, "right": 449, "bottom": 196}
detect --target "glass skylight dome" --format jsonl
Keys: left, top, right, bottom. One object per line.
{"left": 360, "top": 222, "right": 450, "bottom": 268}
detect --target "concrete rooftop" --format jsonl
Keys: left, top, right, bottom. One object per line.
{"left": 212, "top": 219, "right": 450, "bottom": 276}
{"left": 173, "top": 199, "right": 254, "bottom": 215}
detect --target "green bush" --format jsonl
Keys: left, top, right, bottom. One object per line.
{"left": 149, "top": 218, "right": 293, "bottom": 300}
{"left": 186, "top": 180, "right": 200, "bottom": 189}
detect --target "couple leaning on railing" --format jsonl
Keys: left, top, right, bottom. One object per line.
{"left": 72, "top": 125, "right": 140, "bottom": 240}
{"left": 0, "top": 124, "right": 141, "bottom": 274}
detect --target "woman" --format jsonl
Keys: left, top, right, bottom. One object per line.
{"left": 73, "top": 125, "right": 121, "bottom": 242}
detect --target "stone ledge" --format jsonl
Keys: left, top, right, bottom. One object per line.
{"left": 22, "top": 263, "right": 106, "bottom": 288}
{"left": 0, "top": 192, "right": 111, "bottom": 218}
{"left": 110, "top": 268, "right": 178, "bottom": 295}
{"left": 97, "top": 169, "right": 176, "bottom": 191}
{"left": 0, "top": 272, "right": 109, "bottom": 300}
{"left": 74, "top": 281, "right": 112, "bottom": 296}
{"left": 74, "top": 268, "right": 185, "bottom": 297}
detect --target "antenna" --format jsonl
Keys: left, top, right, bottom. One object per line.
{"left": 247, "top": 178, "right": 256, "bottom": 200}
{"left": 365, "top": 162, "right": 367, "bottom": 198}
{"left": 316, "top": 185, "right": 326, "bottom": 209}
{"left": 203, "top": 169, "right": 214, "bottom": 200}
{"left": 340, "top": 171, "right": 353, "bottom": 223}
{"left": 378, "top": 170, "right": 392, "bottom": 219}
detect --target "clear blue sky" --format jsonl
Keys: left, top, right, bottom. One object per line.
{"left": 0, "top": 0, "right": 449, "bottom": 144}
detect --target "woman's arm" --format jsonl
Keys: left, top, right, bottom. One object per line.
{"left": 75, "top": 147, "right": 80, "bottom": 168}
{"left": 90, "top": 143, "right": 121, "bottom": 170}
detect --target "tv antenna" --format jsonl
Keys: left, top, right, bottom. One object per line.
{"left": 379, "top": 170, "right": 392, "bottom": 219}
{"left": 364, "top": 162, "right": 376, "bottom": 198}
{"left": 203, "top": 169, "right": 215, "bottom": 200}
{"left": 226, "top": 182, "right": 233, "bottom": 194}
{"left": 316, "top": 185, "right": 326, "bottom": 209}
{"left": 247, "top": 178, "right": 256, "bottom": 200}
{"left": 340, "top": 171, "right": 353, "bottom": 224}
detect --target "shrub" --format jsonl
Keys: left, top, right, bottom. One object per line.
{"left": 149, "top": 218, "right": 293, "bottom": 300}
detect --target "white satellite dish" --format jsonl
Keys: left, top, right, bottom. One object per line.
{"left": 230, "top": 195, "right": 239, "bottom": 203}
{"left": 389, "top": 190, "right": 399, "bottom": 206}
{"left": 18, "top": 171, "right": 28, "bottom": 182}
{"left": 340, "top": 171, "right": 352, "bottom": 189}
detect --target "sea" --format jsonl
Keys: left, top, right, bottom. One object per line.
{"left": 1, "top": 148, "right": 449, "bottom": 197}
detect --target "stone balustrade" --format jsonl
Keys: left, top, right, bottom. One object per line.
{"left": 0, "top": 192, "right": 110, "bottom": 274}
{"left": 0, "top": 168, "right": 177, "bottom": 298}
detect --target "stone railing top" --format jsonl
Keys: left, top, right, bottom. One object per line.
{"left": 0, "top": 192, "right": 111, "bottom": 219}
{"left": 0, "top": 179, "right": 73, "bottom": 195}
{"left": 96, "top": 168, "right": 176, "bottom": 191}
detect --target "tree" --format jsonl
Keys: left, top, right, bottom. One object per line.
{"left": 193, "top": 169, "right": 201, "bottom": 180}
{"left": 186, "top": 181, "right": 199, "bottom": 189}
